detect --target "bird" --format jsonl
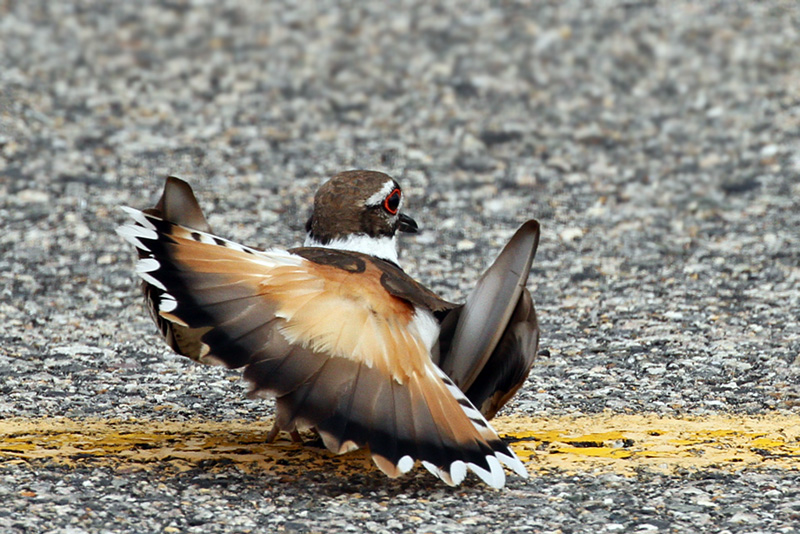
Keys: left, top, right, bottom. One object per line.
{"left": 117, "top": 170, "right": 540, "bottom": 488}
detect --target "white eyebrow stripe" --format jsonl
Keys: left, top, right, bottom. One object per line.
{"left": 365, "top": 180, "right": 398, "bottom": 207}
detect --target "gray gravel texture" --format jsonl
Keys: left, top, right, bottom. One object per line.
{"left": 2, "top": 0, "right": 800, "bottom": 532}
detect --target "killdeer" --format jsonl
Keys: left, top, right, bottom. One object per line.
{"left": 117, "top": 171, "right": 540, "bottom": 488}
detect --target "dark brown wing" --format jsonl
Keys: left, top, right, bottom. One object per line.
{"left": 435, "top": 220, "right": 540, "bottom": 419}
{"left": 460, "top": 290, "right": 539, "bottom": 419}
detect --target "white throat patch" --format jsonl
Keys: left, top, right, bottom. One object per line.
{"left": 304, "top": 232, "right": 399, "bottom": 264}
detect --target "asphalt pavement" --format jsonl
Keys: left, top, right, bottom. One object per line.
{"left": 1, "top": 1, "right": 799, "bottom": 533}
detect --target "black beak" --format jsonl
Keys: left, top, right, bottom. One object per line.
{"left": 398, "top": 213, "right": 418, "bottom": 234}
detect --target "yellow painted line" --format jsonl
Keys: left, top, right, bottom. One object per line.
{"left": 500, "top": 413, "right": 800, "bottom": 475}
{"left": 0, "top": 414, "right": 798, "bottom": 478}
{"left": 0, "top": 418, "right": 379, "bottom": 478}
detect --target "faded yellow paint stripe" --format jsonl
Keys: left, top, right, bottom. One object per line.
{"left": 1, "top": 414, "right": 798, "bottom": 477}
{"left": 499, "top": 413, "right": 800, "bottom": 475}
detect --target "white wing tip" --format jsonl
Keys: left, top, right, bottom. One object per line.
{"left": 160, "top": 294, "right": 178, "bottom": 312}
{"left": 136, "top": 257, "right": 160, "bottom": 273}
{"left": 497, "top": 450, "right": 528, "bottom": 479}
{"left": 119, "top": 205, "right": 139, "bottom": 216}
{"left": 423, "top": 457, "right": 511, "bottom": 487}
{"left": 468, "top": 455, "right": 506, "bottom": 489}
{"left": 450, "top": 460, "right": 467, "bottom": 485}
{"left": 421, "top": 461, "right": 451, "bottom": 485}
{"left": 120, "top": 206, "right": 157, "bottom": 229}
{"left": 117, "top": 223, "right": 158, "bottom": 250}
{"left": 397, "top": 455, "right": 415, "bottom": 474}
{"left": 138, "top": 270, "right": 166, "bottom": 291}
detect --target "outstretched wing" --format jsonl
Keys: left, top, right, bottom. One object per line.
{"left": 117, "top": 202, "right": 527, "bottom": 487}
{"left": 436, "top": 220, "right": 540, "bottom": 419}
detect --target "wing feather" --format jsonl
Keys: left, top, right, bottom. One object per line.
{"left": 437, "top": 220, "right": 540, "bottom": 419}
{"left": 464, "top": 290, "right": 539, "bottom": 419}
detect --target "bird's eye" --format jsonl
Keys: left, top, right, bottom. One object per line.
{"left": 383, "top": 188, "right": 401, "bottom": 215}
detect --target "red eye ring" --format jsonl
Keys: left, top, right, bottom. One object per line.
{"left": 383, "top": 188, "right": 401, "bottom": 215}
